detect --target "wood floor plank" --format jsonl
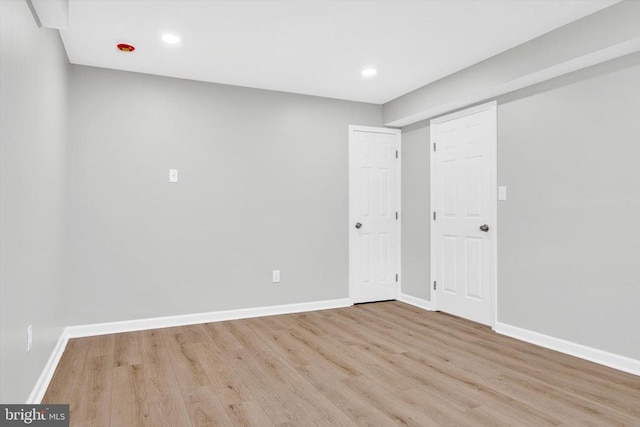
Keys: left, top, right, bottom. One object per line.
{"left": 182, "top": 385, "right": 235, "bottom": 427}
{"left": 316, "top": 310, "right": 406, "bottom": 354}
{"left": 164, "top": 323, "right": 211, "bottom": 344}
{"left": 295, "top": 363, "right": 399, "bottom": 427}
{"left": 42, "top": 338, "right": 91, "bottom": 405}
{"left": 381, "top": 302, "right": 622, "bottom": 386}
{"left": 224, "top": 401, "right": 276, "bottom": 427}
{"left": 43, "top": 302, "right": 640, "bottom": 426}
{"left": 110, "top": 364, "right": 150, "bottom": 427}
{"left": 283, "top": 319, "right": 363, "bottom": 380}
{"left": 223, "top": 321, "right": 356, "bottom": 426}
{"left": 162, "top": 331, "right": 211, "bottom": 391}
{"left": 113, "top": 331, "right": 142, "bottom": 367}
{"left": 192, "top": 341, "right": 255, "bottom": 406}
{"left": 70, "top": 354, "right": 113, "bottom": 426}
{"left": 202, "top": 322, "right": 245, "bottom": 351}
{"left": 240, "top": 318, "right": 315, "bottom": 368}
{"left": 228, "top": 349, "right": 317, "bottom": 426}
{"left": 341, "top": 374, "right": 439, "bottom": 426}
{"left": 138, "top": 330, "right": 193, "bottom": 427}
{"left": 358, "top": 304, "right": 640, "bottom": 422}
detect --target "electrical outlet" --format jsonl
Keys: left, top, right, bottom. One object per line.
{"left": 272, "top": 270, "right": 280, "bottom": 283}
{"left": 27, "top": 325, "right": 33, "bottom": 353}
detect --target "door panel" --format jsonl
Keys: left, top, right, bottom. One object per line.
{"left": 442, "top": 235, "right": 458, "bottom": 293}
{"left": 465, "top": 236, "right": 483, "bottom": 299}
{"left": 431, "top": 103, "right": 496, "bottom": 325}
{"left": 350, "top": 126, "right": 400, "bottom": 303}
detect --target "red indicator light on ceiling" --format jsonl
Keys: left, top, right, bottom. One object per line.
{"left": 117, "top": 43, "right": 135, "bottom": 52}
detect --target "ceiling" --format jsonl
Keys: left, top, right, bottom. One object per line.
{"left": 58, "top": 0, "right": 619, "bottom": 104}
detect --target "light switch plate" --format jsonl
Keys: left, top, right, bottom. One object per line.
{"left": 169, "top": 169, "right": 178, "bottom": 183}
{"left": 272, "top": 270, "right": 280, "bottom": 283}
{"left": 498, "top": 186, "right": 507, "bottom": 201}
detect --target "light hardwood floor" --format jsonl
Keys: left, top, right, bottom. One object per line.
{"left": 43, "top": 301, "right": 640, "bottom": 426}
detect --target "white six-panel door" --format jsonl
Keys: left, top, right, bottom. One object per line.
{"left": 430, "top": 102, "right": 496, "bottom": 326}
{"left": 349, "top": 126, "right": 401, "bottom": 304}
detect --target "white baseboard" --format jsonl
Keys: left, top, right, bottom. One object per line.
{"left": 398, "top": 293, "right": 434, "bottom": 311}
{"left": 28, "top": 298, "right": 351, "bottom": 403}
{"left": 30, "top": 298, "right": 637, "bottom": 405}
{"left": 65, "top": 298, "right": 351, "bottom": 339}
{"left": 494, "top": 322, "right": 640, "bottom": 377}
{"left": 27, "top": 331, "right": 69, "bottom": 404}
{"left": 395, "top": 298, "right": 638, "bottom": 376}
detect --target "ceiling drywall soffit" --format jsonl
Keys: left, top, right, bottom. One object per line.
{"left": 27, "top": 0, "right": 68, "bottom": 29}
{"left": 383, "top": 1, "right": 640, "bottom": 127}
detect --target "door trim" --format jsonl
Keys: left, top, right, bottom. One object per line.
{"left": 429, "top": 101, "right": 498, "bottom": 327}
{"left": 348, "top": 125, "right": 402, "bottom": 304}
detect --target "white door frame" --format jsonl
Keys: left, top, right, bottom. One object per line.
{"left": 348, "top": 125, "right": 402, "bottom": 304}
{"left": 429, "top": 101, "right": 498, "bottom": 327}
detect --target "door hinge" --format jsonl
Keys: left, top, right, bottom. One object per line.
{"left": 395, "top": 211, "right": 398, "bottom": 220}
{"left": 395, "top": 274, "right": 399, "bottom": 283}
{"left": 433, "top": 211, "right": 436, "bottom": 221}
{"left": 433, "top": 142, "right": 436, "bottom": 152}
{"left": 395, "top": 150, "right": 399, "bottom": 159}
{"left": 433, "top": 281, "right": 437, "bottom": 290}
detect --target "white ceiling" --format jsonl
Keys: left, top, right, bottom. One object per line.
{"left": 59, "top": 0, "right": 619, "bottom": 104}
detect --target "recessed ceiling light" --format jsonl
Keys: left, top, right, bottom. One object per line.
{"left": 361, "top": 68, "right": 377, "bottom": 77}
{"left": 161, "top": 33, "right": 181, "bottom": 44}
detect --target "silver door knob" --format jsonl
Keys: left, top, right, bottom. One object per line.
{"left": 479, "top": 224, "right": 489, "bottom": 232}
{"left": 355, "top": 222, "right": 362, "bottom": 229}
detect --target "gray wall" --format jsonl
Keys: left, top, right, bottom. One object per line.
{"left": 400, "top": 53, "right": 640, "bottom": 359}
{"left": 0, "top": 0, "right": 69, "bottom": 402}
{"left": 400, "top": 121, "right": 430, "bottom": 300}
{"left": 66, "top": 65, "right": 382, "bottom": 325}
{"left": 498, "top": 53, "right": 640, "bottom": 359}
